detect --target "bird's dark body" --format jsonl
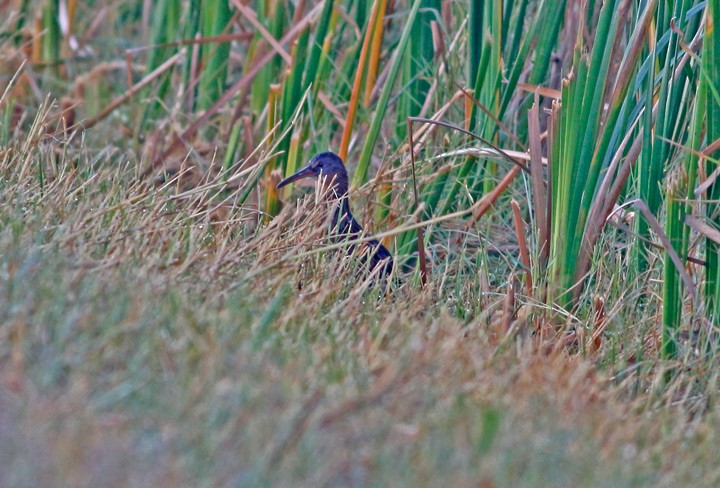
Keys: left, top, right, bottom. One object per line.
{"left": 332, "top": 197, "right": 394, "bottom": 275}
{"left": 277, "top": 152, "right": 393, "bottom": 276}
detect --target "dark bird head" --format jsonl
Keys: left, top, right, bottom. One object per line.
{"left": 276, "top": 151, "right": 349, "bottom": 197}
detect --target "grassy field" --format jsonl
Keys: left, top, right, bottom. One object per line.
{"left": 2, "top": 0, "right": 720, "bottom": 486}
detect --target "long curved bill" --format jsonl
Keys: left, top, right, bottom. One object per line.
{"left": 276, "top": 165, "right": 314, "bottom": 189}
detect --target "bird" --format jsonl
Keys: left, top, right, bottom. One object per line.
{"left": 276, "top": 151, "right": 394, "bottom": 277}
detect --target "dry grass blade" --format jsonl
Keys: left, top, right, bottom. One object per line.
{"left": 407, "top": 116, "right": 530, "bottom": 174}
{"left": 602, "top": 0, "right": 656, "bottom": 127}
{"left": 317, "top": 91, "right": 345, "bottom": 126}
{"left": 127, "top": 32, "right": 254, "bottom": 58}
{"left": 230, "top": 0, "right": 292, "bottom": 63}
{"left": 511, "top": 200, "right": 532, "bottom": 295}
{"left": 467, "top": 165, "right": 522, "bottom": 226}
{"left": 703, "top": 135, "right": 720, "bottom": 157}
{"left": 463, "top": 95, "right": 473, "bottom": 130}
{"left": 454, "top": 81, "right": 527, "bottom": 151}
{"left": 124, "top": 31, "right": 254, "bottom": 87}
{"left": 399, "top": 89, "right": 465, "bottom": 155}
{"left": 501, "top": 277, "right": 516, "bottom": 334}
{"left": 1, "top": 60, "right": 26, "bottom": 104}
{"left": 428, "top": 148, "right": 546, "bottom": 164}
{"left": 516, "top": 83, "right": 562, "bottom": 99}
{"left": 686, "top": 214, "right": 720, "bottom": 245}
{"left": 695, "top": 163, "right": 720, "bottom": 198}
{"left": 528, "top": 96, "right": 548, "bottom": 265}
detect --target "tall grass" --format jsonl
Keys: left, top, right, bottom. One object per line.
{"left": 3, "top": 0, "right": 711, "bottom": 291}
{"left": 546, "top": 0, "right": 642, "bottom": 308}
{"left": 705, "top": 0, "right": 720, "bottom": 323}
{"left": 662, "top": 22, "right": 706, "bottom": 358}
{"left": 637, "top": 0, "right": 701, "bottom": 277}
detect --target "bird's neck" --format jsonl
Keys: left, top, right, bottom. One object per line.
{"left": 332, "top": 177, "right": 349, "bottom": 198}
{"left": 318, "top": 173, "right": 348, "bottom": 201}
{"left": 330, "top": 193, "right": 354, "bottom": 232}
{"left": 338, "top": 192, "right": 351, "bottom": 217}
